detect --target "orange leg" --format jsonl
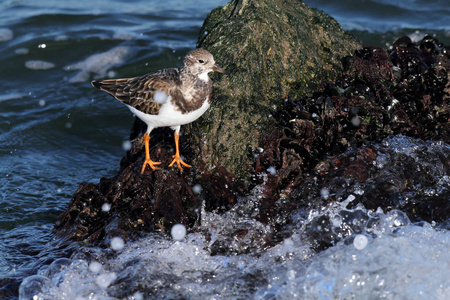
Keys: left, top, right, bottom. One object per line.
{"left": 141, "top": 133, "right": 161, "bottom": 173}
{"left": 168, "top": 132, "right": 191, "bottom": 171}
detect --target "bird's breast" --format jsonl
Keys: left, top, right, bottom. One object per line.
{"left": 172, "top": 80, "right": 212, "bottom": 114}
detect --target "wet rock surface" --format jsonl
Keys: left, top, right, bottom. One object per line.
{"left": 255, "top": 35, "right": 450, "bottom": 214}
{"left": 54, "top": 124, "right": 241, "bottom": 242}
{"left": 54, "top": 34, "right": 450, "bottom": 259}
{"left": 294, "top": 136, "right": 450, "bottom": 251}
{"left": 250, "top": 35, "right": 450, "bottom": 251}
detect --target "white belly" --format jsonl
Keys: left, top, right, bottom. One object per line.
{"left": 126, "top": 97, "right": 210, "bottom": 133}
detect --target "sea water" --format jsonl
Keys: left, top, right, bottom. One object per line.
{"left": 0, "top": 0, "right": 449, "bottom": 298}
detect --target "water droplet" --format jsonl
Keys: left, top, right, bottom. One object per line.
{"left": 351, "top": 116, "right": 361, "bottom": 128}
{"left": 320, "top": 188, "right": 329, "bottom": 199}
{"left": 153, "top": 90, "right": 168, "bottom": 104}
{"left": 133, "top": 292, "right": 144, "bottom": 300}
{"left": 192, "top": 184, "right": 203, "bottom": 194}
{"left": 267, "top": 166, "right": 276, "bottom": 175}
{"left": 111, "top": 237, "right": 124, "bottom": 251}
{"left": 353, "top": 234, "right": 368, "bottom": 250}
{"left": 89, "top": 261, "right": 102, "bottom": 273}
{"left": 102, "top": 203, "right": 111, "bottom": 212}
{"left": 96, "top": 272, "right": 117, "bottom": 288}
{"left": 171, "top": 224, "right": 186, "bottom": 241}
{"left": 122, "top": 140, "right": 132, "bottom": 151}
{"left": 107, "top": 70, "right": 116, "bottom": 78}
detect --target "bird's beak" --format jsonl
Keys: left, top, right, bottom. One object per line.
{"left": 212, "top": 64, "right": 227, "bottom": 74}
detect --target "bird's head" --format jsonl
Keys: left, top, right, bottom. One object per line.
{"left": 183, "top": 48, "right": 227, "bottom": 80}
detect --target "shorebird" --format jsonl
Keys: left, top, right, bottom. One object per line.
{"left": 92, "top": 48, "right": 226, "bottom": 173}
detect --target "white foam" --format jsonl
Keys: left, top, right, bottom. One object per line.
{"left": 25, "top": 60, "right": 55, "bottom": 70}
{"left": 0, "top": 28, "right": 13, "bottom": 42}
{"left": 64, "top": 46, "right": 132, "bottom": 83}
{"left": 408, "top": 30, "right": 426, "bottom": 43}
{"left": 15, "top": 47, "right": 29, "bottom": 55}
{"left": 21, "top": 206, "right": 450, "bottom": 299}
{"left": 297, "top": 226, "right": 450, "bottom": 299}
{"left": 112, "top": 31, "right": 136, "bottom": 41}
{"left": 0, "top": 93, "right": 24, "bottom": 102}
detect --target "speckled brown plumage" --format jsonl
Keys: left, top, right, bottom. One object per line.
{"left": 92, "top": 69, "right": 175, "bottom": 115}
{"left": 91, "top": 48, "right": 226, "bottom": 173}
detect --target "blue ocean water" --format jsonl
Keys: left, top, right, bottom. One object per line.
{"left": 305, "top": 0, "right": 450, "bottom": 47}
{"left": 0, "top": 0, "right": 449, "bottom": 299}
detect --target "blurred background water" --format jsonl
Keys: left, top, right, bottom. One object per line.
{"left": 306, "top": 0, "right": 450, "bottom": 47}
{"left": 0, "top": 0, "right": 449, "bottom": 298}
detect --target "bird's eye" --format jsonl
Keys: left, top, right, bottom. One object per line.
{"left": 198, "top": 59, "right": 205, "bottom": 64}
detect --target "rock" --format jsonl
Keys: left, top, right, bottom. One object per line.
{"left": 53, "top": 129, "right": 241, "bottom": 242}
{"left": 293, "top": 136, "right": 450, "bottom": 251}
{"left": 254, "top": 35, "right": 450, "bottom": 236}
{"left": 189, "top": 0, "right": 362, "bottom": 179}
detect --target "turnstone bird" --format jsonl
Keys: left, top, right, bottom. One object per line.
{"left": 92, "top": 48, "right": 226, "bottom": 173}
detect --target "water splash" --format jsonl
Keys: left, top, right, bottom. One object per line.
{"left": 19, "top": 194, "right": 450, "bottom": 299}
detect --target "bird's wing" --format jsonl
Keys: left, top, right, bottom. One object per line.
{"left": 92, "top": 68, "right": 181, "bottom": 115}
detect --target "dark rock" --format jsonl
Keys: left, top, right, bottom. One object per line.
{"left": 255, "top": 35, "right": 450, "bottom": 245}
{"left": 190, "top": 0, "right": 362, "bottom": 179}
{"left": 291, "top": 136, "right": 450, "bottom": 251}
{"left": 53, "top": 133, "right": 240, "bottom": 242}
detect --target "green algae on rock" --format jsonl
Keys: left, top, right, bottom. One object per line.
{"left": 189, "top": 0, "right": 362, "bottom": 178}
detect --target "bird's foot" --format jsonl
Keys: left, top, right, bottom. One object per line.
{"left": 141, "top": 158, "right": 161, "bottom": 173}
{"left": 168, "top": 154, "right": 191, "bottom": 171}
